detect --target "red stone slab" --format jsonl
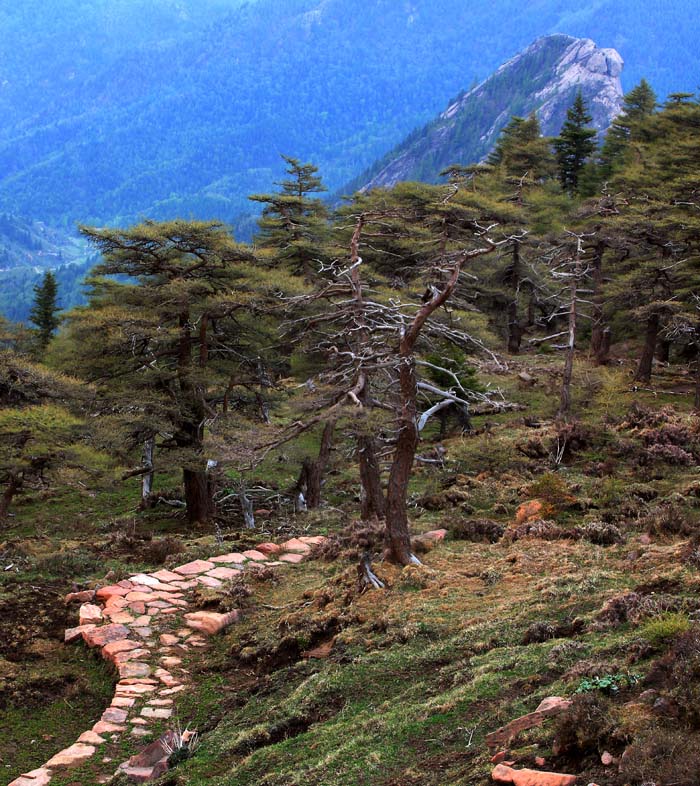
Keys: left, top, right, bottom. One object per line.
{"left": 83, "top": 624, "right": 130, "bottom": 648}
{"left": 174, "top": 559, "right": 215, "bottom": 575}
{"left": 279, "top": 552, "right": 304, "bottom": 564}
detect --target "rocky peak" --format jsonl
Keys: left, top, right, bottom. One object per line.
{"left": 356, "top": 35, "right": 624, "bottom": 192}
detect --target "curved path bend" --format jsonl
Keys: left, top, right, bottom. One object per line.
{"left": 8, "top": 536, "right": 325, "bottom": 786}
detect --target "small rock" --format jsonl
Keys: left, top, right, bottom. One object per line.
{"left": 279, "top": 552, "right": 304, "bottom": 564}
{"left": 78, "top": 731, "right": 107, "bottom": 745}
{"left": 102, "top": 639, "right": 142, "bottom": 661}
{"left": 255, "top": 542, "right": 282, "bottom": 555}
{"left": 64, "top": 624, "right": 96, "bottom": 643}
{"left": 535, "top": 697, "right": 572, "bottom": 715}
{"left": 101, "top": 707, "right": 129, "bottom": 724}
{"left": 241, "top": 549, "right": 267, "bottom": 561}
{"left": 8, "top": 768, "right": 52, "bottom": 786}
{"left": 424, "top": 529, "right": 448, "bottom": 541}
{"left": 79, "top": 603, "right": 103, "bottom": 625}
{"left": 45, "top": 743, "right": 96, "bottom": 768}
{"left": 184, "top": 610, "right": 239, "bottom": 635}
{"left": 118, "top": 662, "right": 152, "bottom": 679}
{"left": 64, "top": 590, "right": 95, "bottom": 604}
{"left": 601, "top": 751, "right": 614, "bottom": 766}
{"left": 96, "top": 585, "right": 130, "bottom": 601}
{"left": 209, "top": 552, "right": 247, "bottom": 564}
{"left": 141, "top": 707, "right": 173, "bottom": 719}
{"left": 491, "top": 764, "right": 576, "bottom": 785}
{"left": 83, "top": 624, "right": 131, "bottom": 648}
{"left": 206, "top": 566, "right": 241, "bottom": 580}
{"left": 280, "top": 538, "right": 311, "bottom": 554}
{"left": 197, "top": 575, "right": 223, "bottom": 588}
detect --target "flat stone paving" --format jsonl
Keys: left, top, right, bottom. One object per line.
{"left": 8, "top": 536, "right": 326, "bottom": 786}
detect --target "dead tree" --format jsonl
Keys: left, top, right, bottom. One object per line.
{"left": 537, "top": 231, "right": 595, "bottom": 420}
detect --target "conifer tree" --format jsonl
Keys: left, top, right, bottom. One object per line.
{"left": 66, "top": 220, "right": 296, "bottom": 526}
{"left": 553, "top": 92, "right": 598, "bottom": 195}
{"left": 29, "top": 271, "right": 60, "bottom": 350}
{"left": 599, "top": 79, "right": 657, "bottom": 178}
{"left": 249, "top": 155, "right": 329, "bottom": 279}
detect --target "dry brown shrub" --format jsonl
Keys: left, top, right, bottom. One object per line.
{"left": 449, "top": 518, "right": 504, "bottom": 543}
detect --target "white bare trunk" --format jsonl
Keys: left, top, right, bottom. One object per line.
{"left": 142, "top": 437, "right": 155, "bottom": 500}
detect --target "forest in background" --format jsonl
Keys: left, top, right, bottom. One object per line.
{"left": 0, "top": 0, "right": 699, "bottom": 233}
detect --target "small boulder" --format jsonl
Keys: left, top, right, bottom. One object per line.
{"left": 184, "top": 610, "right": 239, "bottom": 635}
{"left": 78, "top": 603, "right": 103, "bottom": 625}
{"left": 64, "top": 589, "right": 95, "bottom": 604}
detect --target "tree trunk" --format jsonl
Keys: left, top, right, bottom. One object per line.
{"left": 634, "top": 313, "right": 660, "bottom": 383}
{"left": 183, "top": 468, "right": 214, "bottom": 525}
{"left": 385, "top": 356, "right": 419, "bottom": 566}
{"left": 357, "top": 382, "right": 385, "bottom": 521}
{"left": 506, "top": 240, "right": 523, "bottom": 354}
{"left": 656, "top": 338, "right": 671, "bottom": 364}
{"left": 0, "top": 472, "right": 21, "bottom": 521}
{"left": 507, "top": 300, "right": 523, "bottom": 354}
{"left": 358, "top": 434, "right": 385, "bottom": 520}
{"left": 141, "top": 437, "right": 155, "bottom": 500}
{"left": 695, "top": 341, "right": 700, "bottom": 414}
{"left": 558, "top": 265, "right": 578, "bottom": 419}
{"left": 238, "top": 483, "right": 255, "bottom": 529}
{"left": 589, "top": 242, "right": 609, "bottom": 366}
{"left": 294, "top": 420, "right": 336, "bottom": 510}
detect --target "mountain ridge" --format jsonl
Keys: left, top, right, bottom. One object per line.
{"left": 354, "top": 35, "right": 623, "bottom": 192}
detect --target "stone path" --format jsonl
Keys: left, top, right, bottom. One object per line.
{"left": 8, "top": 536, "right": 326, "bottom": 786}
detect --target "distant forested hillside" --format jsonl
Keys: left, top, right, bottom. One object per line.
{"left": 0, "top": 0, "right": 698, "bottom": 233}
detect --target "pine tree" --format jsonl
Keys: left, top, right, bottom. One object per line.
{"left": 249, "top": 155, "right": 329, "bottom": 279}
{"left": 488, "top": 113, "right": 556, "bottom": 183}
{"left": 599, "top": 79, "right": 657, "bottom": 178}
{"left": 66, "top": 220, "right": 297, "bottom": 526}
{"left": 29, "top": 271, "right": 60, "bottom": 350}
{"left": 553, "top": 92, "right": 598, "bottom": 195}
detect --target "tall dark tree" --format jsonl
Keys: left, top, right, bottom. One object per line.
{"left": 66, "top": 220, "right": 286, "bottom": 526}
{"left": 599, "top": 79, "right": 657, "bottom": 178}
{"left": 553, "top": 92, "right": 598, "bottom": 196}
{"left": 29, "top": 271, "right": 60, "bottom": 350}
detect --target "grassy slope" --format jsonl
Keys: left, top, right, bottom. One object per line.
{"left": 3, "top": 351, "right": 700, "bottom": 784}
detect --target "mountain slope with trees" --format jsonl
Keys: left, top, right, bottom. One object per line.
{"left": 353, "top": 35, "right": 622, "bottom": 192}
{"left": 0, "top": 0, "right": 699, "bottom": 234}
{"left": 3, "top": 87, "right": 700, "bottom": 786}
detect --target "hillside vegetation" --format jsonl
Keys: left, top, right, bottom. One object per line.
{"left": 3, "top": 88, "right": 700, "bottom": 786}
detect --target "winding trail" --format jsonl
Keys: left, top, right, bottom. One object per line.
{"left": 8, "top": 536, "right": 326, "bottom": 786}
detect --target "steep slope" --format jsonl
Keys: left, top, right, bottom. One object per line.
{"left": 0, "top": 0, "right": 698, "bottom": 234}
{"left": 356, "top": 36, "right": 623, "bottom": 192}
